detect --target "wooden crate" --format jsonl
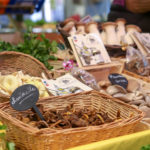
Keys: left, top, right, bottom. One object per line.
{"left": 123, "top": 70, "right": 150, "bottom": 84}
{"left": 81, "top": 61, "right": 124, "bottom": 82}
{"left": 97, "top": 69, "right": 150, "bottom": 91}
{"left": 49, "top": 61, "right": 123, "bottom": 82}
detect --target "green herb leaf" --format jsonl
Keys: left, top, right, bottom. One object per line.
{"left": 141, "top": 145, "right": 150, "bottom": 150}
{"left": 0, "top": 29, "right": 58, "bottom": 70}
{"left": 7, "top": 142, "right": 15, "bottom": 150}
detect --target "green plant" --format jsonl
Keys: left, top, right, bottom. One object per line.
{"left": 0, "top": 123, "right": 15, "bottom": 150}
{"left": 24, "top": 19, "right": 46, "bottom": 27}
{"left": 0, "top": 29, "right": 58, "bottom": 70}
{"left": 141, "top": 144, "right": 150, "bottom": 150}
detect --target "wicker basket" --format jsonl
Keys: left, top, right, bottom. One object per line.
{"left": 0, "top": 91, "right": 144, "bottom": 150}
{"left": 0, "top": 51, "right": 51, "bottom": 102}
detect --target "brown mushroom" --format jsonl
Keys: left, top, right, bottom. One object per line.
{"left": 126, "top": 25, "right": 142, "bottom": 33}
{"left": 62, "top": 18, "right": 76, "bottom": 36}
{"left": 98, "top": 80, "right": 111, "bottom": 88}
{"left": 76, "top": 22, "right": 86, "bottom": 34}
{"left": 63, "top": 18, "right": 76, "bottom": 29}
{"left": 85, "top": 22, "right": 101, "bottom": 39}
{"left": 127, "top": 79, "right": 140, "bottom": 92}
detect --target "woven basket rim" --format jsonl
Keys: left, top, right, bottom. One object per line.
{"left": 0, "top": 90, "right": 144, "bottom": 136}
{"left": 0, "top": 51, "right": 51, "bottom": 79}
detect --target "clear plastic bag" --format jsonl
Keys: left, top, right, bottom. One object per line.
{"left": 71, "top": 67, "right": 100, "bottom": 91}
{"left": 125, "top": 46, "right": 150, "bottom": 76}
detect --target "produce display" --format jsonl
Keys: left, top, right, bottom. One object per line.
{"left": 0, "top": 30, "right": 58, "bottom": 69}
{"left": 99, "top": 77, "right": 150, "bottom": 118}
{"left": 13, "top": 103, "right": 119, "bottom": 129}
{"left": 59, "top": 18, "right": 141, "bottom": 46}
{"left": 0, "top": 71, "right": 49, "bottom": 98}
{"left": 0, "top": 13, "right": 150, "bottom": 150}
{"left": 101, "top": 20, "right": 141, "bottom": 46}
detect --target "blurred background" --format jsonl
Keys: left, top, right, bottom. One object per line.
{"left": 0, "top": 0, "right": 112, "bottom": 29}
{"left": 0, "top": 0, "right": 113, "bottom": 44}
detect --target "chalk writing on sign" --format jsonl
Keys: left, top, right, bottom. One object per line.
{"left": 108, "top": 73, "right": 128, "bottom": 89}
{"left": 11, "top": 86, "right": 36, "bottom": 105}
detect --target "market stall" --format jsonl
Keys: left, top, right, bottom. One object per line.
{"left": 0, "top": 1, "right": 150, "bottom": 150}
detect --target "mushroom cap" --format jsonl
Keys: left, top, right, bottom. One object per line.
{"left": 127, "top": 79, "right": 140, "bottom": 92}
{"left": 63, "top": 18, "right": 76, "bottom": 25}
{"left": 85, "top": 21, "right": 98, "bottom": 33}
{"left": 115, "top": 18, "right": 126, "bottom": 24}
{"left": 62, "top": 24, "right": 74, "bottom": 32}
{"left": 86, "top": 21, "right": 98, "bottom": 27}
{"left": 113, "top": 93, "right": 134, "bottom": 102}
{"left": 98, "top": 80, "right": 111, "bottom": 88}
{"left": 76, "top": 22, "right": 86, "bottom": 28}
{"left": 126, "top": 25, "right": 142, "bottom": 32}
{"left": 101, "top": 22, "right": 117, "bottom": 30}
{"left": 106, "top": 85, "right": 127, "bottom": 96}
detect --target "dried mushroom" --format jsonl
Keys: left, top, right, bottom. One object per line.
{"left": 127, "top": 79, "right": 140, "bottom": 92}
{"left": 145, "top": 96, "right": 150, "bottom": 107}
{"left": 14, "top": 103, "right": 119, "bottom": 129}
{"left": 139, "top": 106, "right": 150, "bottom": 118}
{"left": 113, "top": 93, "right": 134, "bottom": 103}
{"left": 106, "top": 85, "right": 127, "bottom": 96}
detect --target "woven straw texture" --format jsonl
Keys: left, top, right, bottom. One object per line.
{"left": 0, "top": 91, "right": 144, "bottom": 150}
{"left": 0, "top": 51, "right": 51, "bottom": 102}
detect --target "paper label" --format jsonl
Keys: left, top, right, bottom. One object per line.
{"left": 42, "top": 74, "right": 92, "bottom": 96}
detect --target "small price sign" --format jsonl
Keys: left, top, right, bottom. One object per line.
{"left": 10, "top": 84, "right": 45, "bottom": 120}
{"left": 108, "top": 73, "right": 128, "bottom": 89}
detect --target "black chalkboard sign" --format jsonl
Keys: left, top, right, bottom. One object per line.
{"left": 108, "top": 73, "right": 128, "bottom": 89}
{"left": 10, "top": 84, "right": 45, "bottom": 120}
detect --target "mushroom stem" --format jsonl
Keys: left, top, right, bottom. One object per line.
{"left": 86, "top": 22, "right": 101, "bottom": 39}
{"left": 102, "top": 22, "right": 119, "bottom": 45}
{"left": 116, "top": 18, "right": 126, "bottom": 44}
{"left": 76, "top": 23, "right": 86, "bottom": 34}
{"left": 100, "top": 31, "right": 107, "bottom": 44}
{"left": 69, "top": 26, "right": 76, "bottom": 36}
{"left": 62, "top": 18, "right": 76, "bottom": 36}
{"left": 125, "top": 25, "right": 141, "bottom": 45}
